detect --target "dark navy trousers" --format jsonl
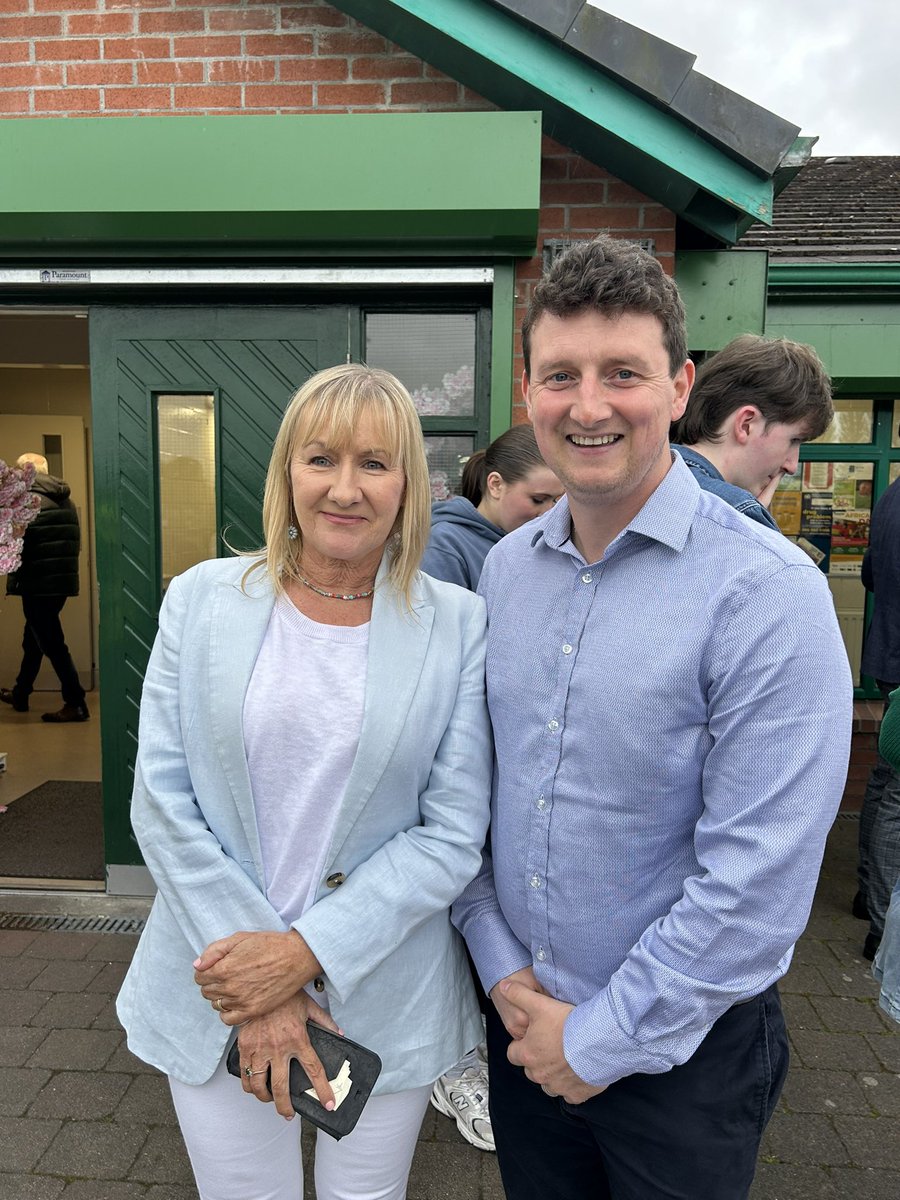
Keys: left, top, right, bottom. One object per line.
{"left": 486, "top": 984, "right": 788, "bottom": 1200}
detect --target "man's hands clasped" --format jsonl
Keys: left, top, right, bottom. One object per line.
{"left": 490, "top": 968, "right": 605, "bottom": 1106}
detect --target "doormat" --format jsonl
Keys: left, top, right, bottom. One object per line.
{"left": 0, "top": 781, "right": 103, "bottom": 880}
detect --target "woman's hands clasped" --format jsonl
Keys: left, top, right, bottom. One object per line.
{"left": 238, "top": 992, "right": 342, "bottom": 1118}
{"left": 193, "top": 929, "right": 322, "bottom": 1025}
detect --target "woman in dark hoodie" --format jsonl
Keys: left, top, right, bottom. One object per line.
{"left": 422, "top": 425, "right": 561, "bottom": 591}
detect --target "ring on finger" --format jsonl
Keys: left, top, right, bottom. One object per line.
{"left": 214, "top": 997, "right": 228, "bottom": 1013}
{"left": 244, "top": 1065, "right": 266, "bottom": 1078}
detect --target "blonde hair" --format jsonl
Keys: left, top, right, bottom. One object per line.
{"left": 247, "top": 363, "right": 431, "bottom": 605}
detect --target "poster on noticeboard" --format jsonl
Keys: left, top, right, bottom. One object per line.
{"left": 775, "top": 461, "right": 873, "bottom": 576}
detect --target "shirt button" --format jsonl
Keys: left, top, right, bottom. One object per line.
{"left": 313, "top": 977, "right": 325, "bottom": 992}
{"left": 537, "top": 795, "right": 546, "bottom": 810}
{"left": 325, "top": 872, "right": 346, "bottom": 889}
{"left": 530, "top": 874, "right": 541, "bottom": 888}
{"left": 581, "top": 572, "right": 593, "bottom": 583}
{"left": 536, "top": 947, "right": 546, "bottom": 961}
{"left": 562, "top": 643, "right": 573, "bottom": 655}
{"left": 548, "top": 719, "right": 559, "bottom": 731}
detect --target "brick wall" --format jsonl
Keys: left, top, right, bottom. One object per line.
{"left": 844, "top": 700, "right": 885, "bottom": 811}
{"left": 1, "top": 0, "right": 678, "bottom": 409}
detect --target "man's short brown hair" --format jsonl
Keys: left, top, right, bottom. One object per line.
{"left": 522, "top": 236, "right": 688, "bottom": 378}
{"left": 672, "top": 334, "right": 833, "bottom": 444}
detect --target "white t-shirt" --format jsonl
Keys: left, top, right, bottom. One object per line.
{"left": 243, "top": 593, "right": 369, "bottom": 925}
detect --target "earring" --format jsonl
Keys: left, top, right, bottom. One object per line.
{"left": 288, "top": 523, "right": 298, "bottom": 541}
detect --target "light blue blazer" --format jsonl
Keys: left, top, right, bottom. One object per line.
{"left": 117, "top": 554, "right": 491, "bottom": 1094}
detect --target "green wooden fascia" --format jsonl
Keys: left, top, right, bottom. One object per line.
{"left": 769, "top": 263, "right": 900, "bottom": 297}
{"left": 337, "top": 0, "right": 776, "bottom": 242}
{"left": 0, "top": 111, "right": 541, "bottom": 256}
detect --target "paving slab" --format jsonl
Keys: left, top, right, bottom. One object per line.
{"left": 30, "top": 991, "right": 112, "bottom": 1030}
{"left": 780, "top": 1067, "right": 872, "bottom": 1115}
{"left": 0, "top": 1066, "right": 51, "bottom": 1117}
{"left": 29, "top": 1069, "right": 132, "bottom": 1120}
{"left": 760, "top": 1111, "right": 851, "bottom": 1166}
{"left": 0, "top": 1174, "right": 64, "bottom": 1200}
{"left": 833, "top": 1114, "right": 900, "bottom": 1170}
{"left": 28, "top": 1027, "right": 123, "bottom": 1072}
{"left": 37, "top": 1120, "right": 149, "bottom": 1180}
{"left": 0, "top": 1114, "right": 62, "bottom": 1171}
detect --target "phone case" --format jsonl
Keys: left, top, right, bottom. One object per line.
{"left": 226, "top": 1023, "right": 382, "bottom": 1140}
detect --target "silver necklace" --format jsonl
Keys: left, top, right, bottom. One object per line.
{"left": 296, "top": 572, "right": 375, "bottom": 601}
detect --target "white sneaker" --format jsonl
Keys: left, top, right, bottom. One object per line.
{"left": 431, "top": 1062, "right": 494, "bottom": 1152}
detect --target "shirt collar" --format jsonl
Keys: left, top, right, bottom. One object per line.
{"left": 531, "top": 452, "right": 700, "bottom": 560}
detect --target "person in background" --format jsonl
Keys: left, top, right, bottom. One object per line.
{"left": 670, "top": 333, "right": 833, "bottom": 529}
{"left": 421, "top": 425, "right": 562, "bottom": 590}
{"left": 874, "top": 687, "right": 900, "bottom": 1025}
{"left": 423, "top": 424, "right": 560, "bottom": 1154}
{"left": 0, "top": 452, "right": 88, "bottom": 723}
{"left": 453, "top": 235, "right": 852, "bottom": 1200}
{"left": 117, "top": 364, "right": 492, "bottom": 1200}
{"left": 857, "top": 473, "right": 900, "bottom": 959}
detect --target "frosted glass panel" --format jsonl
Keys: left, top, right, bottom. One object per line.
{"left": 157, "top": 393, "right": 217, "bottom": 589}
{"left": 366, "top": 313, "right": 476, "bottom": 416}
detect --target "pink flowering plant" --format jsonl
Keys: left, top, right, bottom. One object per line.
{"left": 0, "top": 459, "right": 41, "bottom": 574}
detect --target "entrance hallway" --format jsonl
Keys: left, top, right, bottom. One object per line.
{"left": 0, "top": 690, "right": 100, "bottom": 890}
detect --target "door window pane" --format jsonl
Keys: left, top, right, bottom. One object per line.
{"left": 157, "top": 394, "right": 217, "bottom": 589}
{"left": 773, "top": 461, "right": 874, "bottom": 684}
{"left": 810, "top": 398, "right": 874, "bottom": 444}
{"left": 424, "top": 435, "right": 475, "bottom": 500}
{"left": 365, "top": 314, "right": 476, "bottom": 416}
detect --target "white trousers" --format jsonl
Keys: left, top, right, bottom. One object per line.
{"left": 169, "top": 1056, "right": 431, "bottom": 1200}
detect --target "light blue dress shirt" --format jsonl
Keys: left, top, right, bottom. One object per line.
{"left": 454, "top": 453, "right": 853, "bottom": 1089}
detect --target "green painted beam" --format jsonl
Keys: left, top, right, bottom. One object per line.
{"left": 338, "top": 0, "right": 777, "bottom": 241}
{"left": 0, "top": 112, "right": 541, "bottom": 254}
{"left": 769, "top": 263, "right": 900, "bottom": 295}
{"left": 675, "top": 250, "right": 768, "bottom": 351}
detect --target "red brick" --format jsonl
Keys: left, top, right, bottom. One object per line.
{"left": 34, "top": 0, "right": 95, "bottom": 9}
{"left": 390, "top": 80, "right": 459, "bottom": 105}
{"left": 35, "top": 38, "right": 100, "bottom": 61}
{"left": 208, "top": 9, "right": 277, "bottom": 33}
{"left": 243, "top": 83, "right": 313, "bottom": 107}
{"left": 541, "top": 133, "right": 570, "bottom": 156}
{"left": 67, "top": 61, "right": 134, "bottom": 85}
{"left": 173, "top": 35, "right": 243, "bottom": 58}
{"left": 0, "top": 40, "right": 28, "bottom": 62}
{"left": 648, "top": 231, "right": 676, "bottom": 254}
{"left": 103, "top": 85, "right": 172, "bottom": 110}
{"left": 137, "top": 59, "right": 204, "bottom": 85}
{"left": 568, "top": 206, "right": 642, "bottom": 231}
{"left": 0, "top": 14, "right": 62, "bottom": 37}
{"left": 67, "top": 12, "right": 134, "bottom": 36}
{"left": 540, "top": 180, "right": 607, "bottom": 205}
{"left": 210, "top": 58, "right": 276, "bottom": 83}
{"left": 173, "top": 84, "right": 242, "bottom": 108}
{"left": 282, "top": 6, "right": 348, "bottom": 28}
{"left": 279, "top": 56, "right": 347, "bottom": 82}
{"left": 34, "top": 87, "right": 100, "bottom": 111}
{"left": 0, "top": 63, "right": 62, "bottom": 87}
{"left": 139, "top": 11, "right": 206, "bottom": 35}
{"left": 0, "top": 0, "right": 29, "bottom": 12}
{"left": 318, "top": 29, "right": 386, "bottom": 55}
{"left": 317, "top": 81, "right": 384, "bottom": 106}
{"left": 640, "top": 205, "right": 676, "bottom": 229}
{"left": 242, "top": 33, "right": 314, "bottom": 56}
{"left": 0, "top": 89, "right": 29, "bottom": 111}
{"left": 103, "top": 36, "right": 170, "bottom": 60}
{"left": 460, "top": 86, "right": 490, "bottom": 106}
{"left": 539, "top": 156, "right": 569, "bottom": 181}
{"left": 569, "top": 157, "right": 610, "bottom": 182}
{"left": 350, "top": 55, "right": 422, "bottom": 80}
{"left": 539, "top": 206, "right": 567, "bottom": 229}
{"left": 607, "top": 179, "right": 654, "bottom": 205}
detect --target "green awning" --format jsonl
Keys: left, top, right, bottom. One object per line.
{"left": 1, "top": 111, "right": 541, "bottom": 257}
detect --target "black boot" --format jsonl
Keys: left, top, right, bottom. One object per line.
{"left": 41, "top": 701, "right": 90, "bottom": 723}
{"left": 0, "top": 687, "right": 28, "bottom": 713}
{"left": 852, "top": 891, "right": 869, "bottom": 921}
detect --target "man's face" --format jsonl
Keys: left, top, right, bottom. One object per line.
{"left": 734, "top": 418, "right": 809, "bottom": 497}
{"left": 523, "top": 309, "right": 692, "bottom": 526}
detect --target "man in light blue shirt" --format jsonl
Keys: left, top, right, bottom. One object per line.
{"left": 453, "top": 236, "right": 853, "bottom": 1199}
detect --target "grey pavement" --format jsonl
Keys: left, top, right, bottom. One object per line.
{"left": 0, "top": 816, "right": 897, "bottom": 1198}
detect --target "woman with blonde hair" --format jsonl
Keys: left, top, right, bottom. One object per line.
{"left": 117, "top": 364, "right": 491, "bottom": 1200}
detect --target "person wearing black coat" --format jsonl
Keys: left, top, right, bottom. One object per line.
{"left": 1, "top": 453, "right": 89, "bottom": 722}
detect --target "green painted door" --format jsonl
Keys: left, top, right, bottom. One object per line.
{"left": 89, "top": 306, "right": 348, "bottom": 873}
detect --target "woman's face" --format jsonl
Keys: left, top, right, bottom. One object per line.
{"left": 489, "top": 465, "right": 563, "bottom": 533}
{"left": 289, "top": 413, "right": 406, "bottom": 573}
